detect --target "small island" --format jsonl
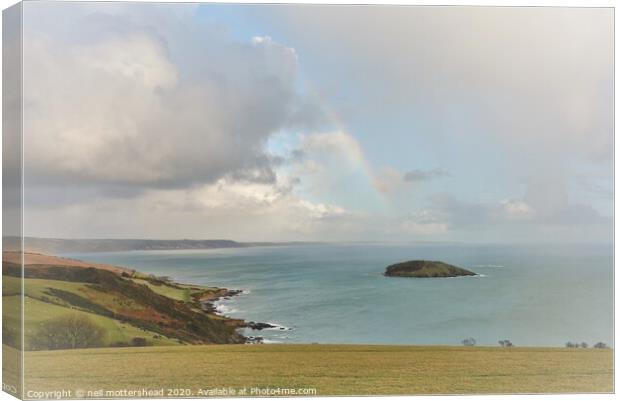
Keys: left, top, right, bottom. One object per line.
{"left": 384, "top": 260, "right": 477, "bottom": 278}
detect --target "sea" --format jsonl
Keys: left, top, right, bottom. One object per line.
{"left": 62, "top": 242, "right": 613, "bottom": 347}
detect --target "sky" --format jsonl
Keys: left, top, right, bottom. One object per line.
{"left": 14, "top": 3, "right": 614, "bottom": 243}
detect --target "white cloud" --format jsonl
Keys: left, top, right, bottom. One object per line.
{"left": 501, "top": 199, "right": 535, "bottom": 221}
{"left": 301, "top": 131, "right": 367, "bottom": 167}
{"left": 22, "top": 5, "right": 316, "bottom": 192}
{"left": 259, "top": 6, "right": 613, "bottom": 193}
{"left": 288, "top": 131, "right": 383, "bottom": 210}
{"left": 17, "top": 4, "right": 612, "bottom": 243}
{"left": 24, "top": 177, "right": 360, "bottom": 241}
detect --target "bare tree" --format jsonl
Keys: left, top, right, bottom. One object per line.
{"left": 30, "top": 314, "right": 105, "bottom": 350}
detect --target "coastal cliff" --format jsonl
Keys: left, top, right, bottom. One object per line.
{"left": 3, "top": 251, "right": 247, "bottom": 348}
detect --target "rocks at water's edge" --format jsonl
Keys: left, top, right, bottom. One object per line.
{"left": 246, "top": 321, "right": 277, "bottom": 330}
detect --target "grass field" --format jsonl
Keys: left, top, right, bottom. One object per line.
{"left": 15, "top": 344, "right": 613, "bottom": 396}
{"left": 130, "top": 278, "right": 191, "bottom": 301}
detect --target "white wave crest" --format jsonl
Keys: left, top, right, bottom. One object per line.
{"left": 261, "top": 339, "right": 283, "bottom": 344}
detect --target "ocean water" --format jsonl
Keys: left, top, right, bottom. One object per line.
{"left": 63, "top": 243, "right": 613, "bottom": 347}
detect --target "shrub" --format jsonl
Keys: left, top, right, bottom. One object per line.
{"left": 580, "top": 342, "right": 588, "bottom": 348}
{"left": 131, "top": 337, "right": 148, "bottom": 347}
{"left": 2, "top": 325, "right": 18, "bottom": 348}
{"left": 499, "top": 340, "right": 513, "bottom": 348}
{"left": 462, "top": 337, "right": 476, "bottom": 346}
{"left": 593, "top": 342, "right": 608, "bottom": 349}
{"left": 29, "top": 314, "right": 105, "bottom": 350}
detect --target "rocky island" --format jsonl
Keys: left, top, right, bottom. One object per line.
{"left": 384, "top": 260, "right": 477, "bottom": 278}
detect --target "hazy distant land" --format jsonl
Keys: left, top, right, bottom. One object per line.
{"left": 3, "top": 236, "right": 318, "bottom": 254}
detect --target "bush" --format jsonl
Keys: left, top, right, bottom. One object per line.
{"left": 131, "top": 337, "right": 148, "bottom": 347}
{"left": 29, "top": 314, "right": 105, "bottom": 350}
{"left": 462, "top": 337, "right": 476, "bottom": 346}
{"left": 580, "top": 342, "right": 588, "bottom": 348}
{"left": 593, "top": 342, "right": 608, "bottom": 349}
{"left": 499, "top": 340, "right": 513, "bottom": 348}
{"left": 3, "top": 325, "right": 19, "bottom": 348}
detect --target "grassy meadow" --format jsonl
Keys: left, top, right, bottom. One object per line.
{"left": 16, "top": 344, "right": 613, "bottom": 396}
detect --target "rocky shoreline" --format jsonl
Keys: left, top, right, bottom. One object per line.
{"left": 8, "top": 250, "right": 282, "bottom": 346}
{"left": 197, "top": 288, "right": 244, "bottom": 314}
{"left": 196, "top": 287, "right": 286, "bottom": 344}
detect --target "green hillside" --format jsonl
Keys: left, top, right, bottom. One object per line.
{"left": 2, "top": 262, "right": 245, "bottom": 349}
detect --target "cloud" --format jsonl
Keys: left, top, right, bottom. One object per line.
{"left": 405, "top": 190, "right": 610, "bottom": 236}
{"left": 400, "top": 210, "right": 449, "bottom": 235}
{"left": 254, "top": 6, "right": 613, "bottom": 192}
{"left": 284, "top": 131, "right": 385, "bottom": 211}
{"left": 500, "top": 200, "right": 535, "bottom": 221}
{"left": 403, "top": 168, "right": 449, "bottom": 183}
{"left": 23, "top": 176, "right": 364, "bottom": 241}
{"left": 374, "top": 166, "right": 449, "bottom": 194}
{"left": 522, "top": 176, "right": 609, "bottom": 225}
{"left": 22, "top": 4, "right": 321, "bottom": 195}
{"left": 373, "top": 167, "right": 407, "bottom": 194}
{"left": 17, "top": 4, "right": 612, "bottom": 243}
{"left": 301, "top": 131, "right": 367, "bottom": 167}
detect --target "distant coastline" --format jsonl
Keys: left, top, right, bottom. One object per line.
{"left": 2, "top": 236, "right": 323, "bottom": 254}
{"left": 4, "top": 237, "right": 612, "bottom": 255}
